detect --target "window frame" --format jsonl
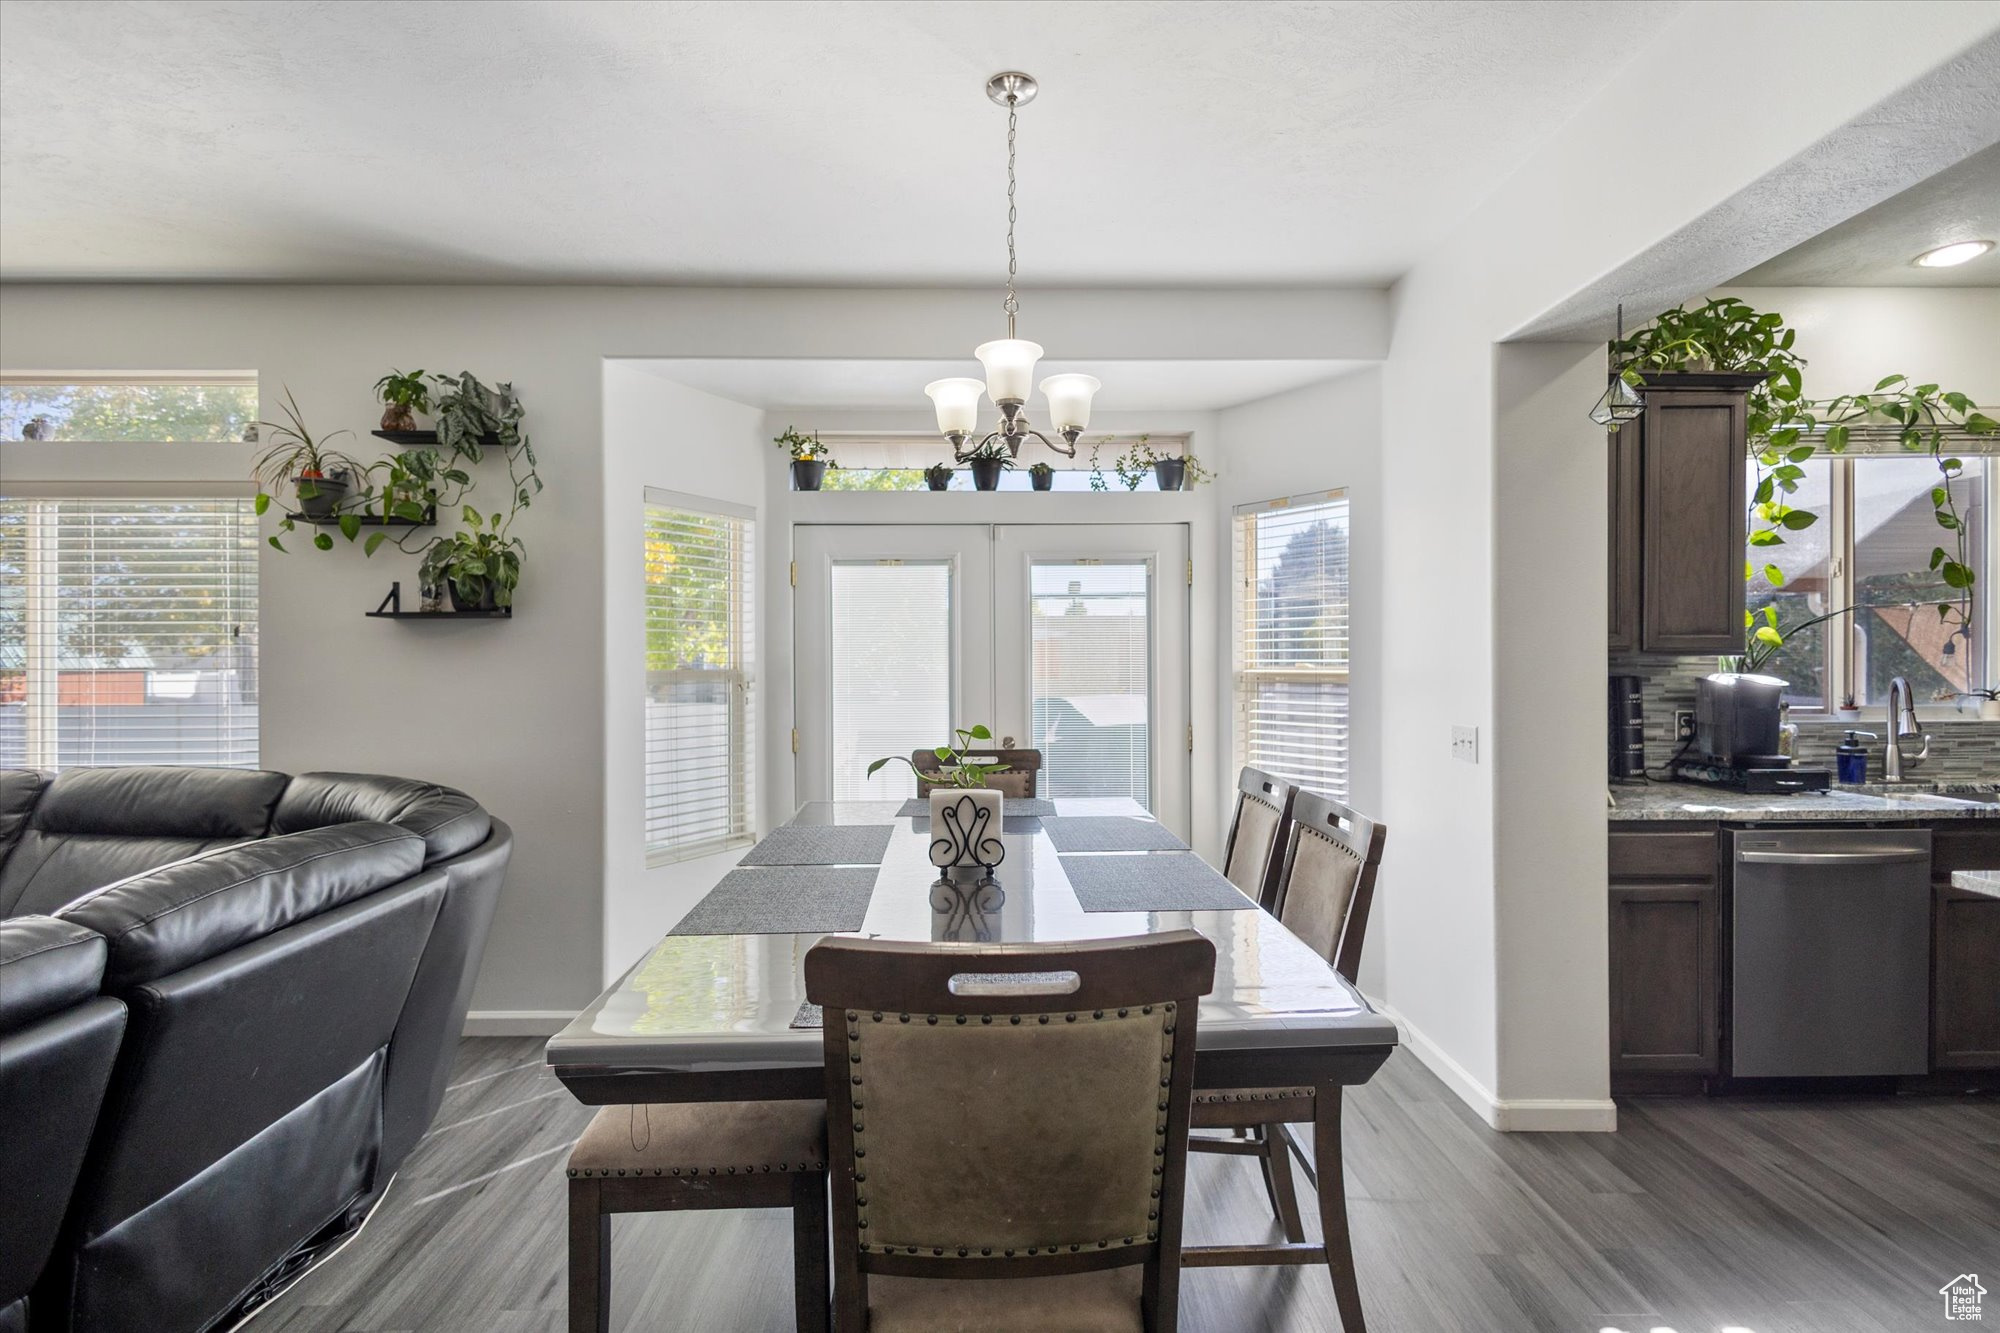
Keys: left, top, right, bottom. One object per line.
{"left": 1231, "top": 489, "right": 1352, "bottom": 800}
{"left": 641, "top": 487, "right": 757, "bottom": 866}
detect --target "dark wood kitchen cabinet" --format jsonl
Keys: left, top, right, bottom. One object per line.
{"left": 1605, "top": 373, "right": 1759, "bottom": 655}
{"left": 1608, "top": 828, "right": 1720, "bottom": 1084}
{"left": 1930, "top": 827, "right": 2000, "bottom": 1070}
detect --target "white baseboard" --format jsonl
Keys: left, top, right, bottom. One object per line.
{"left": 462, "top": 1010, "right": 572, "bottom": 1037}
{"left": 1365, "top": 994, "right": 1617, "bottom": 1133}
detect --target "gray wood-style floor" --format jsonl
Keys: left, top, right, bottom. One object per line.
{"left": 255, "top": 1037, "right": 2000, "bottom": 1333}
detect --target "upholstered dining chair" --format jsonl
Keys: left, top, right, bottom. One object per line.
{"left": 1219, "top": 767, "right": 1299, "bottom": 911}
{"left": 912, "top": 742, "right": 1043, "bottom": 800}
{"left": 565, "top": 1101, "right": 830, "bottom": 1333}
{"left": 804, "top": 931, "right": 1217, "bottom": 1333}
{"left": 1184, "top": 790, "right": 1386, "bottom": 1323}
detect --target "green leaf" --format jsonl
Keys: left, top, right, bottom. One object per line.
{"left": 254, "top": 492, "right": 271, "bottom": 515}
{"left": 313, "top": 532, "right": 334, "bottom": 551}
{"left": 1964, "top": 412, "right": 1999, "bottom": 434}
{"left": 1937, "top": 511, "right": 1959, "bottom": 530}
{"left": 1779, "top": 510, "right": 1817, "bottom": 530}
{"left": 934, "top": 747, "right": 953, "bottom": 760}
{"left": 1785, "top": 445, "right": 1815, "bottom": 463}
{"left": 1748, "top": 529, "right": 1781, "bottom": 546}
{"left": 1764, "top": 605, "right": 1778, "bottom": 628}
{"left": 969, "top": 724, "right": 992, "bottom": 740}
{"left": 866, "top": 758, "right": 891, "bottom": 777}
{"left": 1826, "top": 424, "right": 1849, "bottom": 452}
{"left": 1755, "top": 626, "right": 1783, "bottom": 647}
{"left": 1932, "top": 546, "right": 1948, "bottom": 570}
{"left": 1763, "top": 564, "right": 1784, "bottom": 587}
{"left": 267, "top": 535, "right": 286, "bottom": 552}
{"left": 364, "top": 532, "right": 388, "bottom": 556}
{"left": 339, "top": 513, "right": 361, "bottom": 541}
{"left": 1933, "top": 486, "right": 1949, "bottom": 506}
{"left": 1876, "top": 374, "right": 1905, "bottom": 391}
{"left": 1942, "top": 562, "right": 1971, "bottom": 589}
{"left": 1753, "top": 477, "right": 1774, "bottom": 505}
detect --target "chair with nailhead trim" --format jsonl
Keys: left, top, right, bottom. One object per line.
{"left": 1184, "top": 789, "right": 1386, "bottom": 1326}
{"left": 1220, "top": 767, "right": 1299, "bottom": 912}
{"left": 565, "top": 1100, "right": 830, "bottom": 1332}
{"left": 911, "top": 744, "right": 1043, "bottom": 799}
{"left": 804, "top": 931, "right": 1216, "bottom": 1333}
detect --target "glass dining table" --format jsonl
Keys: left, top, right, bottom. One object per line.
{"left": 547, "top": 797, "right": 1397, "bottom": 1326}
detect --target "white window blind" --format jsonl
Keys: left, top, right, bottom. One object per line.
{"left": 1234, "top": 492, "right": 1350, "bottom": 799}
{"left": 1032, "top": 560, "right": 1152, "bottom": 807}
{"left": 643, "top": 491, "right": 755, "bottom": 864}
{"left": 0, "top": 497, "right": 260, "bottom": 768}
{"left": 830, "top": 562, "right": 952, "bottom": 800}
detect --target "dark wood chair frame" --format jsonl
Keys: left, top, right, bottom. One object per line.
{"left": 804, "top": 932, "right": 1216, "bottom": 1333}
{"left": 568, "top": 1136, "right": 830, "bottom": 1333}
{"left": 911, "top": 745, "right": 1044, "bottom": 797}
{"left": 1185, "top": 789, "right": 1387, "bottom": 1332}
{"left": 1220, "top": 766, "right": 1300, "bottom": 912}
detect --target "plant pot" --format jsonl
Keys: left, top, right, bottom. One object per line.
{"left": 925, "top": 470, "right": 953, "bottom": 492}
{"left": 380, "top": 404, "right": 417, "bottom": 432}
{"left": 969, "top": 458, "right": 1006, "bottom": 491}
{"left": 927, "top": 788, "right": 1005, "bottom": 869}
{"left": 1980, "top": 698, "right": 2000, "bottom": 722}
{"left": 447, "top": 578, "right": 498, "bottom": 613}
{"left": 791, "top": 459, "right": 827, "bottom": 491}
{"left": 1152, "top": 458, "right": 1187, "bottom": 491}
{"left": 295, "top": 473, "right": 349, "bottom": 519}
{"left": 1029, "top": 469, "right": 1054, "bottom": 492}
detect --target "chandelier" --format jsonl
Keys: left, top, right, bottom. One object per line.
{"left": 924, "top": 72, "right": 1099, "bottom": 461}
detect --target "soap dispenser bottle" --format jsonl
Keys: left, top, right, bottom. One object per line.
{"left": 1836, "top": 730, "right": 1878, "bottom": 785}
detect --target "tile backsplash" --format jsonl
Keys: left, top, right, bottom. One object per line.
{"left": 1612, "top": 655, "right": 2000, "bottom": 781}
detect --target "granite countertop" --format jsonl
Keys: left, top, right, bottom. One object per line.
{"left": 1951, "top": 869, "right": 2000, "bottom": 898}
{"left": 1610, "top": 780, "right": 2000, "bottom": 822}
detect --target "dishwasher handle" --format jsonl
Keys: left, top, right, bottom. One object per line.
{"left": 1737, "top": 849, "right": 1930, "bottom": 867}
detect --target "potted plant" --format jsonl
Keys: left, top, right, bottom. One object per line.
{"left": 923, "top": 463, "right": 954, "bottom": 492}
{"left": 430, "top": 371, "right": 526, "bottom": 457}
{"left": 252, "top": 388, "right": 362, "bottom": 540}
{"left": 1966, "top": 688, "right": 2000, "bottom": 722}
{"left": 373, "top": 368, "right": 430, "bottom": 432}
{"left": 1028, "top": 461, "right": 1055, "bottom": 491}
{"left": 964, "top": 439, "right": 1013, "bottom": 491}
{"left": 868, "top": 724, "right": 1010, "bottom": 869}
{"left": 775, "top": 427, "right": 833, "bottom": 491}
{"left": 418, "top": 507, "right": 523, "bottom": 612}
{"left": 1109, "top": 435, "right": 1214, "bottom": 491}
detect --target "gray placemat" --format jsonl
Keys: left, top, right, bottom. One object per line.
{"left": 739, "top": 824, "right": 893, "bottom": 866}
{"left": 792, "top": 1001, "right": 823, "bottom": 1030}
{"left": 668, "top": 866, "right": 879, "bottom": 936}
{"left": 1060, "top": 852, "right": 1253, "bottom": 912}
{"left": 1042, "top": 816, "right": 1187, "bottom": 853}
{"left": 897, "top": 797, "right": 1057, "bottom": 819}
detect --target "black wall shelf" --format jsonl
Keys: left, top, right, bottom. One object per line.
{"left": 287, "top": 507, "right": 435, "bottom": 528}
{"left": 372, "top": 429, "right": 505, "bottom": 449}
{"left": 367, "top": 582, "right": 511, "bottom": 620}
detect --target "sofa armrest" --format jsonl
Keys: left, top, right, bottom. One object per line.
{"left": 0, "top": 914, "right": 108, "bottom": 1031}
{"left": 57, "top": 823, "right": 425, "bottom": 988}
{"left": 274, "top": 772, "right": 491, "bottom": 864}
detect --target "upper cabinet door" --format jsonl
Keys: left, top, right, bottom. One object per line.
{"left": 1639, "top": 385, "right": 1748, "bottom": 654}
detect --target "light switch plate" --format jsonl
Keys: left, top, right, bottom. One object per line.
{"left": 1451, "top": 725, "right": 1479, "bottom": 764}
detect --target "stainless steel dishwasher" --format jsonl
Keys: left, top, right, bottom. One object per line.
{"left": 1729, "top": 827, "right": 1931, "bottom": 1077}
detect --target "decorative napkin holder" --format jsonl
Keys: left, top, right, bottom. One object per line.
{"left": 927, "top": 789, "right": 1005, "bottom": 870}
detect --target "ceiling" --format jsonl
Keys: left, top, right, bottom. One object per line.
{"left": 631, "top": 358, "right": 1361, "bottom": 411}
{"left": 0, "top": 1, "right": 1682, "bottom": 284}
{"left": 1732, "top": 142, "right": 2000, "bottom": 287}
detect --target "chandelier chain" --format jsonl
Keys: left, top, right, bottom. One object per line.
{"left": 1004, "top": 98, "right": 1019, "bottom": 337}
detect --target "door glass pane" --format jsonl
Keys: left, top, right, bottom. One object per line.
{"left": 1031, "top": 562, "right": 1150, "bottom": 806}
{"left": 831, "top": 563, "right": 951, "bottom": 799}
{"left": 1746, "top": 456, "right": 1832, "bottom": 708}
{"left": 1852, "top": 456, "right": 1986, "bottom": 704}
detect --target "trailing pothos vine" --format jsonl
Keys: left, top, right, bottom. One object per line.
{"left": 1611, "top": 300, "right": 1998, "bottom": 668}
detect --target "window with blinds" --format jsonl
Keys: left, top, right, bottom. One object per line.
{"left": 1032, "top": 560, "right": 1153, "bottom": 806}
{"left": 643, "top": 491, "right": 756, "bottom": 864}
{"left": 0, "top": 497, "right": 260, "bottom": 768}
{"left": 1233, "top": 492, "right": 1350, "bottom": 799}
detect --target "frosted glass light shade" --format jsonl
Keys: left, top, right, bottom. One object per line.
{"left": 974, "top": 339, "right": 1043, "bottom": 403}
{"left": 1039, "top": 373, "right": 1101, "bottom": 433}
{"left": 924, "top": 377, "right": 986, "bottom": 436}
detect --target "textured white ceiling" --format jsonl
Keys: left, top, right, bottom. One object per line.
{"left": 631, "top": 358, "right": 1361, "bottom": 410}
{"left": 0, "top": 0, "right": 1682, "bottom": 283}
{"left": 1732, "top": 143, "right": 2000, "bottom": 287}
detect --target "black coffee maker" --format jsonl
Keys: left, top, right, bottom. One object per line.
{"left": 1678, "top": 672, "right": 1830, "bottom": 792}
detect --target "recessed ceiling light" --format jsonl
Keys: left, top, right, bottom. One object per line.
{"left": 1913, "top": 239, "right": 1995, "bottom": 268}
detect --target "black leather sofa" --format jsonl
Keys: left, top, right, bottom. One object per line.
{"left": 0, "top": 766, "right": 512, "bottom": 1333}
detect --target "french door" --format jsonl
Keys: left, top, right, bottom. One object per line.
{"left": 793, "top": 523, "right": 1190, "bottom": 835}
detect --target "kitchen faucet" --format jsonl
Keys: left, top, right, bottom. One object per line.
{"left": 1885, "top": 676, "right": 1931, "bottom": 782}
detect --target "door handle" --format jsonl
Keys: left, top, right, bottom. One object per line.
{"left": 1737, "top": 850, "right": 1928, "bottom": 866}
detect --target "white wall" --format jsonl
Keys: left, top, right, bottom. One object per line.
{"left": 1214, "top": 370, "right": 1386, "bottom": 994}
{"left": 0, "top": 283, "right": 1386, "bottom": 1025}
{"left": 1717, "top": 287, "right": 2000, "bottom": 401}
{"left": 1376, "top": 7, "right": 2000, "bottom": 1129}
{"left": 601, "top": 365, "right": 766, "bottom": 984}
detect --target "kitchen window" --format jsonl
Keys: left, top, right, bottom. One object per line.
{"left": 0, "top": 496, "right": 260, "bottom": 768}
{"left": 1233, "top": 491, "right": 1350, "bottom": 798}
{"left": 1752, "top": 452, "right": 1992, "bottom": 713}
{"left": 643, "top": 489, "right": 756, "bottom": 864}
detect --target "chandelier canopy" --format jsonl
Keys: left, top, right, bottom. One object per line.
{"left": 923, "top": 72, "right": 1098, "bottom": 461}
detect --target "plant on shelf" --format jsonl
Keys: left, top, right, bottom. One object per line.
{"left": 373, "top": 368, "right": 431, "bottom": 432}
{"left": 867, "top": 724, "right": 1007, "bottom": 789}
{"left": 1028, "top": 460, "right": 1055, "bottom": 491}
{"left": 963, "top": 437, "right": 1014, "bottom": 492}
{"left": 924, "top": 463, "right": 954, "bottom": 492}
{"left": 1110, "top": 434, "right": 1212, "bottom": 492}
{"left": 775, "top": 426, "right": 833, "bottom": 491}
{"left": 252, "top": 388, "right": 364, "bottom": 547}
{"left": 418, "top": 506, "right": 523, "bottom": 611}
